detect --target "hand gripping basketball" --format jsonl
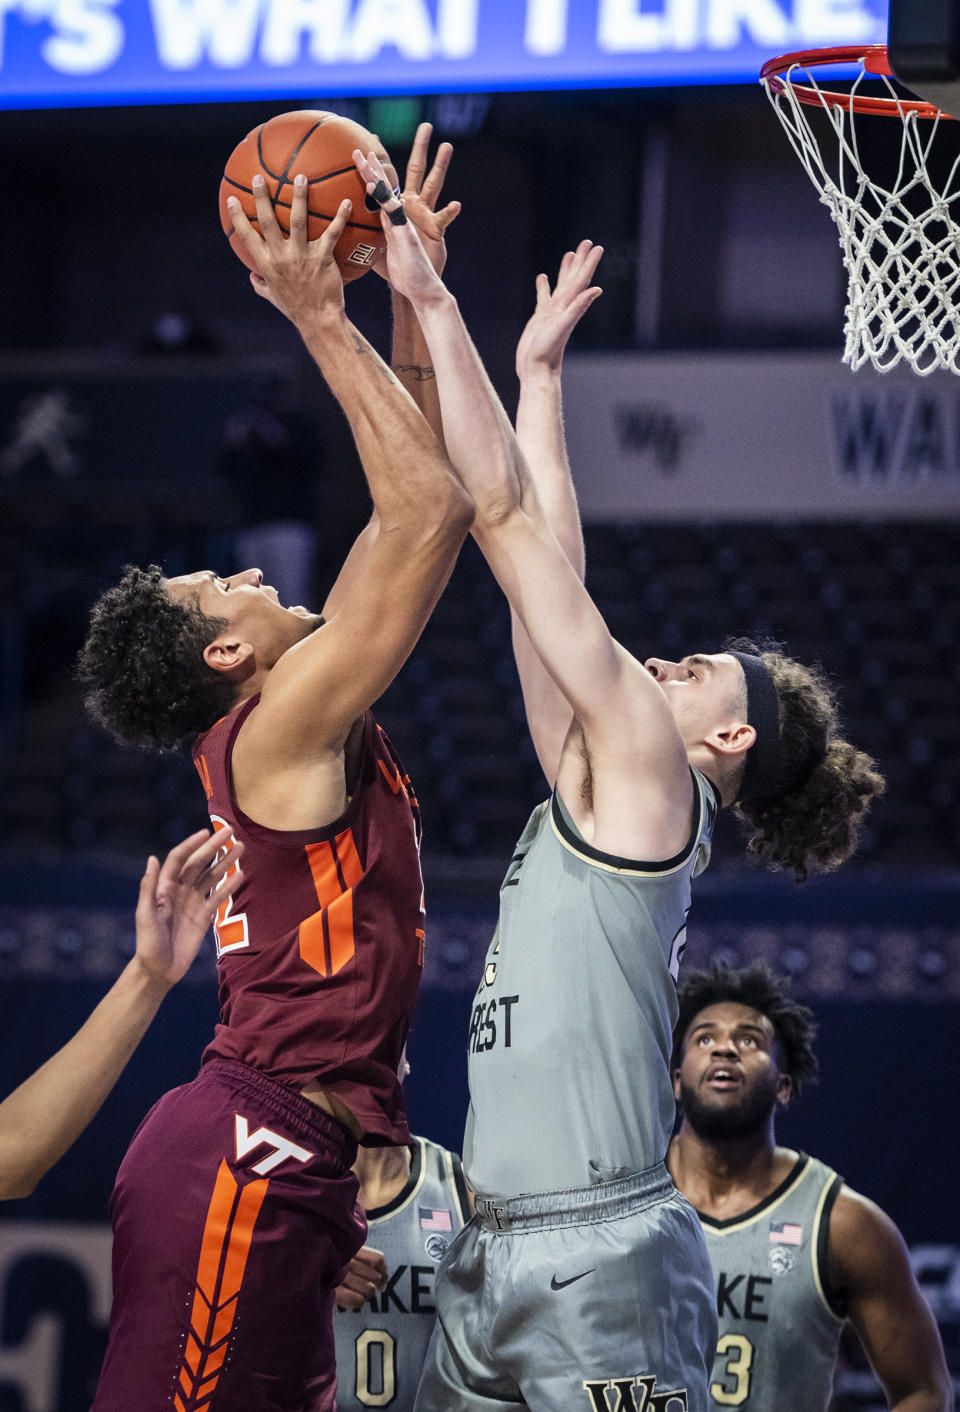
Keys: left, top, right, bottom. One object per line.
{"left": 219, "top": 110, "right": 388, "bottom": 282}
{"left": 227, "top": 176, "right": 353, "bottom": 323}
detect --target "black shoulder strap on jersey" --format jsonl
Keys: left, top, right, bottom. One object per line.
{"left": 365, "top": 1140, "right": 422, "bottom": 1221}
{"left": 817, "top": 1173, "right": 848, "bottom": 1319}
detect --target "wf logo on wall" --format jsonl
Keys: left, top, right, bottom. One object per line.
{"left": 614, "top": 403, "right": 703, "bottom": 475}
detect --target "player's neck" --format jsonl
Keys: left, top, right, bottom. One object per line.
{"left": 685, "top": 747, "right": 737, "bottom": 808}
{"left": 668, "top": 1121, "right": 787, "bottom": 1218}
{"left": 230, "top": 672, "right": 268, "bottom": 710}
{"left": 353, "top": 1143, "right": 413, "bottom": 1211}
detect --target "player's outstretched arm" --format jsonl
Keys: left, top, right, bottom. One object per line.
{"left": 511, "top": 244, "right": 603, "bottom": 786}
{"left": 320, "top": 125, "right": 460, "bottom": 628}
{"left": 227, "top": 182, "right": 472, "bottom": 765}
{"left": 0, "top": 830, "right": 242, "bottom": 1200}
{"left": 387, "top": 123, "right": 460, "bottom": 448}
{"left": 353, "top": 151, "right": 691, "bottom": 859}
{"left": 829, "top": 1188, "right": 952, "bottom": 1410}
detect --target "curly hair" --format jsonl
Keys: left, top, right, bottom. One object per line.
{"left": 672, "top": 961, "right": 819, "bottom": 1093}
{"left": 78, "top": 564, "right": 235, "bottom": 751}
{"left": 726, "top": 638, "right": 885, "bottom": 882}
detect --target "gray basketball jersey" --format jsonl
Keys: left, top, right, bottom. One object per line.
{"left": 464, "top": 771, "right": 718, "bottom": 1197}
{"left": 333, "top": 1136, "right": 470, "bottom": 1412}
{"left": 700, "top": 1153, "right": 845, "bottom": 1411}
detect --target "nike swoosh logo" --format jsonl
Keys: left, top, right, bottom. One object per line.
{"left": 550, "top": 1269, "right": 595, "bottom": 1291}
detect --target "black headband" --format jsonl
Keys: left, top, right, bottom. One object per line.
{"left": 727, "top": 650, "right": 787, "bottom": 803}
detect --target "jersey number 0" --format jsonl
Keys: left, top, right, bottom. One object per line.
{"left": 353, "top": 1328, "right": 397, "bottom": 1408}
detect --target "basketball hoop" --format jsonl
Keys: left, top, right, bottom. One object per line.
{"left": 761, "top": 45, "right": 960, "bottom": 376}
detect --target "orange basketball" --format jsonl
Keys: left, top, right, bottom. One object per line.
{"left": 219, "top": 111, "right": 390, "bottom": 283}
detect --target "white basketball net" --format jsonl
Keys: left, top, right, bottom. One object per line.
{"left": 762, "top": 61, "right": 960, "bottom": 375}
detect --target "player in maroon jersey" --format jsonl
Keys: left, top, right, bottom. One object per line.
{"left": 77, "top": 128, "right": 470, "bottom": 1412}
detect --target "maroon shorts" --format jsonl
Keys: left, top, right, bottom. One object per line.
{"left": 93, "top": 1058, "right": 366, "bottom": 1412}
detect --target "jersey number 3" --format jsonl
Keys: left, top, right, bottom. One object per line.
{"left": 711, "top": 1332, "right": 755, "bottom": 1406}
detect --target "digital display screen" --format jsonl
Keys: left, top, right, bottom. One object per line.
{"left": 0, "top": 0, "right": 886, "bottom": 109}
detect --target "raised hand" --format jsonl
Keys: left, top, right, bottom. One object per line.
{"left": 353, "top": 147, "right": 446, "bottom": 307}
{"left": 226, "top": 176, "right": 354, "bottom": 326}
{"left": 384, "top": 122, "right": 460, "bottom": 279}
{"left": 515, "top": 240, "right": 604, "bottom": 380}
{"left": 134, "top": 828, "right": 243, "bottom": 990}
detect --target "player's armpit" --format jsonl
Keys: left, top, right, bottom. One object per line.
{"left": 829, "top": 1188, "right": 952, "bottom": 1411}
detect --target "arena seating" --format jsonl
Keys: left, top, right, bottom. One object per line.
{"left": 0, "top": 521, "right": 957, "bottom": 873}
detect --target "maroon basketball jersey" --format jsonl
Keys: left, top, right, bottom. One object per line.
{"left": 192, "top": 699, "right": 424, "bottom": 1144}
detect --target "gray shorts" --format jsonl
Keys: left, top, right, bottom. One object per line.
{"left": 413, "top": 1162, "right": 717, "bottom": 1412}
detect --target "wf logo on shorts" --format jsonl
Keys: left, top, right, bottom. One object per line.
{"left": 582, "top": 1375, "right": 688, "bottom": 1412}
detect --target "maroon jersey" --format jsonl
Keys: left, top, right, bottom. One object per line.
{"left": 192, "top": 699, "right": 424, "bottom": 1144}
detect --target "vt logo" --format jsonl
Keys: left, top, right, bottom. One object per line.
{"left": 582, "top": 1376, "right": 688, "bottom": 1412}
{"left": 234, "top": 1115, "right": 314, "bottom": 1175}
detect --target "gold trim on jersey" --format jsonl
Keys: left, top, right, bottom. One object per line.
{"left": 549, "top": 775, "right": 709, "bottom": 879}
{"left": 366, "top": 1137, "right": 430, "bottom": 1226}
{"left": 811, "top": 1176, "right": 846, "bottom": 1325}
{"left": 699, "top": 1157, "right": 816, "bottom": 1238}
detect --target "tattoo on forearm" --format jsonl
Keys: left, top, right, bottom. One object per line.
{"left": 392, "top": 364, "right": 437, "bottom": 382}
{"left": 351, "top": 330, "right": 397, "bottom": 383}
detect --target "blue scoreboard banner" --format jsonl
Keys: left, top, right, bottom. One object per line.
{"left": 0, "top": 0, "right": 885, "bottom": 108}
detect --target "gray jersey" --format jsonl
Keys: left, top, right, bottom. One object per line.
{"left": 700, "top": 1153, "right": 845, "bottom": 1411}
{"left": 464, "top": 771, "right": 717, "bottom": 1197}
{"left": 333, "top": 1136, "right": 470, "bottom": 1412}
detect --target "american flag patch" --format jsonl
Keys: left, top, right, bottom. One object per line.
{"left": 420, "top": 1207, "right": 452, "bottom": 1232}
{"left": 769, "top": 1222, "right": 803, "bottom": 1246}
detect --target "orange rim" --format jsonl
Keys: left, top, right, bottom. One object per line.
{"left": 761, "top": 44, "right": 951, "bottom": 119}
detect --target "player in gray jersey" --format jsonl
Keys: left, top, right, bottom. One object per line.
{"left": 332, "top": 1135, "right": 471, "bottom": 1410}
{"left": 353, "top": 155, "right": 885, "bottom": 1412}
{"left": 668, "top": 963, "right": 951, "bottom": 1412}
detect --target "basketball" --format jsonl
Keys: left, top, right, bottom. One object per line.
{"left": 218, "top": 111, "right": 391, "bottom": 283}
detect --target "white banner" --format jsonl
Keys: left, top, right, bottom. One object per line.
{"left": 563, "top": 351, "right": 960, "bottom": 520}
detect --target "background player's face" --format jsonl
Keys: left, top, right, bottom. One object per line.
{"left": 165, "top": 568, "right": 319, "bottom": 668}
{"left": 674, "top": 1001, "right": 791, "bottom": 1140}
{"left": 644, "top": 652, "right": 748, "bottom": 754}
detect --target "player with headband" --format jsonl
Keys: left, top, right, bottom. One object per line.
{"left": 355, "top": 152, "right": 885, "bottom": 1412}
